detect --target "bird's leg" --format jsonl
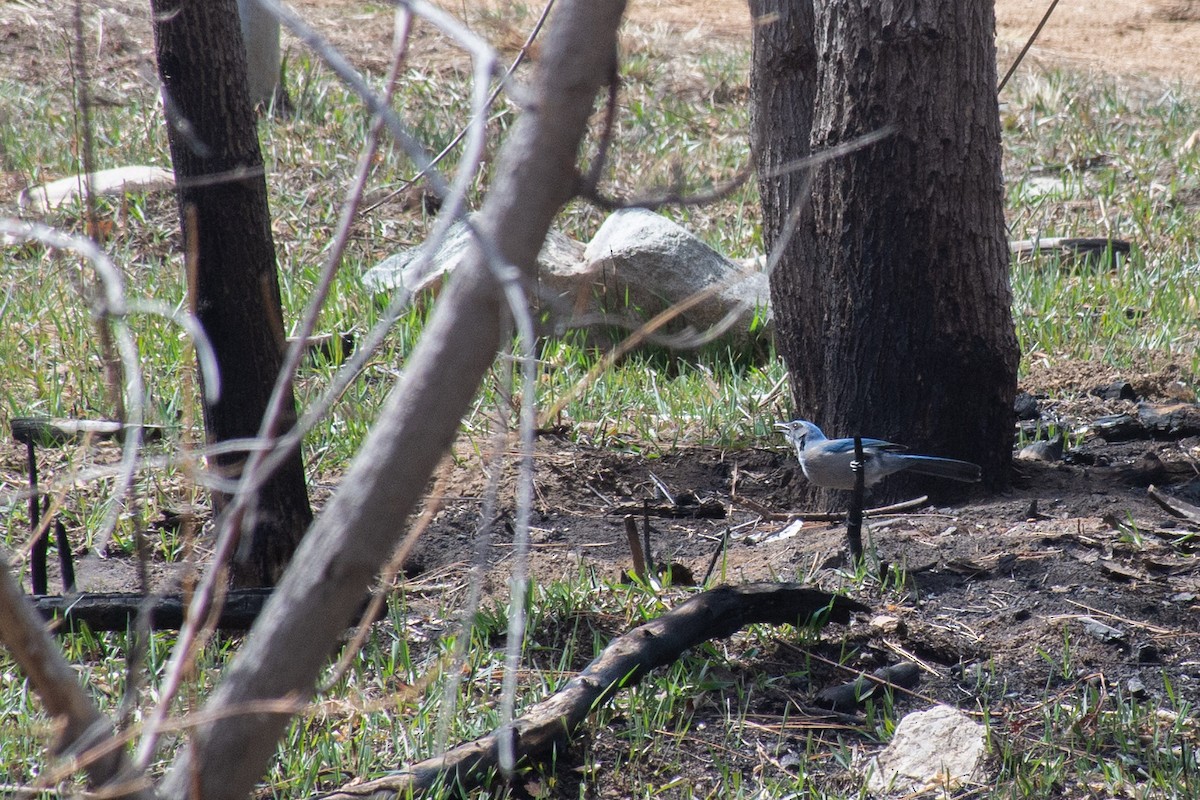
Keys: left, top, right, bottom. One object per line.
{"left": 846, "top": 436, "right": 866, "bottom": 564}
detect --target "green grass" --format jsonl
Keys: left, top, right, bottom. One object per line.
{"left": 1002, "top": 72, "right": 1200, "bottom": 377}
{"left": 2, "top": 18, "right": 1200, "bottom": 800}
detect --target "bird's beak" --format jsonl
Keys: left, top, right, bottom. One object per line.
{"left": 774, "top": 422, "right": 788, "bottom": 432}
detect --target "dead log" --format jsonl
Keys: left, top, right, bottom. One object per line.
{"left": 318, "top": 582, "right": 868, "bottom": 800}
{"left": 1137, "top": 402, "right": 1200, "bottom": 437}
{"left": 1009, "top": 237, "right": 1131, "bottom": 260}
{"left": 11, "top": 417, "right": 166, "bottom": 446}
{"left": 29, "top": 589, "right": 384, "bottom": 632}
{"left": 31, "top": 589, "right": 273, "bottom": 632}
{"left": 1147, "top": 485, "right": 1200, "bottom": 528}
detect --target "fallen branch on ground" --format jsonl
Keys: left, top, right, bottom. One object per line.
{"left": 1148, "top": 484, "right": 1200, "bottom": 528}
{"left": 28, "top": 589, "right": 271, "bottom": 632}
{"left": 1008, "top": 236, "right": 1131, "bottom": 259}
{"left": 735, "top": 495, "right": 929, "bottom": 522}
{"left": 318, "top": 582, "right": 869, "bottom": 800}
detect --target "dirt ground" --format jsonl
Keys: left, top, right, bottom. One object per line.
{"left": 3, "top": 1, "right": 1200, "bottom": 86}
{"left": 2, "top": 0, "right": 1200, "bottom": 794}
{"left": 624, "top": 0, "right": 1200, "bottom": 85}
{"left": 407, "top": 363, "right": 1200, "bottom": 707}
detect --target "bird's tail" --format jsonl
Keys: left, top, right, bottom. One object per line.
{"left": 901, "top": 455, "right": 981, "bottom": 483}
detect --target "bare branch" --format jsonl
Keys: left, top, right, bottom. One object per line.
{"left": 316, "top": 583, "right": 868, "bottom": 799}
{"left": 0, "top": 220, "right": 150, "bottom": 557}
{"left": 133, "top": 5, "right": 421, "bottom": 771}
{"left": 581, "top": 56, "right": 621, "bottom": 194}
{"left": 361, "top": 0, "right": 559, "bottom": 216}
{"left": 581, "top": 161, "right": 756, "bottom": 211}
{"left": 0, "top": 559, "right": 151, "bottom": 796}
{"left": 157, "top": 4, "right": 629, "bottom": 799}
{"left": 581, "top": 126, "right": 895, "bottom": 212}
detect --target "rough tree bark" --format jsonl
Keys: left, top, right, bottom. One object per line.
{"left": 151, "top": 0, "right": 313, "bottom": 586}
{"left": 752, "top": 0, "right": 1019, "bottom": 504}
{"left": 156, "top": 2, "right": 627, "bottom": 798}
{"left": 749, "top": 0, "right": 817, "bottom": 444}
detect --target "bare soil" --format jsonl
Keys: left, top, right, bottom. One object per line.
{"left": 3, "top": 0, "right": 1200, "bottom": 794}
{"left": 408, "top": 371, "right": 1200, "bottom": 697}
{"left": 621, "top": 0, "right": 1200, "bottom": 86}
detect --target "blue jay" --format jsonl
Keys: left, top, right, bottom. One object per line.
{"left": 776, "top": 419, "right": 981, "bottom": 490}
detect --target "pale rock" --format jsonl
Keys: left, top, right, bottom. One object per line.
{"left": 865, "top": 704, "right": 987, "bottom": 796}
{"left": 583, "top": 207, "right": 770, "bottom": 336}
{"left": 361, "top": 219, "right": 589, "bottom": 301}
{"left": 364, "top": 210, "right": 771, "bottom": 344}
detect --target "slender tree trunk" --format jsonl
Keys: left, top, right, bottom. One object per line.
{"left": 754, "top": 0, "right": 1019, "bottom": 504}
{"left": 151, "top": 0, "right": 312, "bottom": 585}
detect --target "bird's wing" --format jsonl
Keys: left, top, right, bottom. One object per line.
{"left": 819, "top": 436, "right": 904, "bottom": 454}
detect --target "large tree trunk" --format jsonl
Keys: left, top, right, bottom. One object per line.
{"left": 152, "top": 0, "right": 313, "bottom": 586}
{"left": 753, "top": 0, "right": 1019, "bottom": 505}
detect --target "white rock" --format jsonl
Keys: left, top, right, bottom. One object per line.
{"left": 865, "top": 704, "right": 987, "bottom": 796}
{"left": 19, "top": 166, "right": 176, "bottom": 213}
{"left": 1011, "top": 174, "right": 1076, "bottom": 201}
{"left": 583, "top": 208, "right": 770, "bottom": 335}
{"left": 361, "top": 219, "right": 588, "bottom": 299}
{"left": 363, "top": 210, "right": 771, "bottom": 344}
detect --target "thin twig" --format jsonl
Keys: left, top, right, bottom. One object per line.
{"left": 581, "top": 125, "right": 894, "bottom": 212}
{"left": 321, "top": 462, "right": 451, "bottom": 695}
{"left": 311, "top": 8, "right": 421, "bottom": 696}
{"left": 540, "top": 129, "right": 895, "bottom": 426}
{"left": 0, "top": 221, "right": 156, "bottom": 557}
{"left": 214, "top": 0, "right": 500, "bottom": 502}
{"left": 997, "top": 0, "right": 1062, "bottom": 93}
{"left": 734, "top": 494, "right": 930, "bottom": 522}
{"left": 360, "top": 0, "right": 558, "bottom": 216}
{"left": 581, "top": 52, "right": 621, "bottom": 195}
{"left": 134, "top": 4, "right": 420, "bottom": 771}
{"left": 701, "top": 528, "right": 729, "bottom": 586}
{"left": 433, "top": 423, "right": 508, "bottom": 751}
{"left": 320, "top": 584, "right": 866, "bottom": 799}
